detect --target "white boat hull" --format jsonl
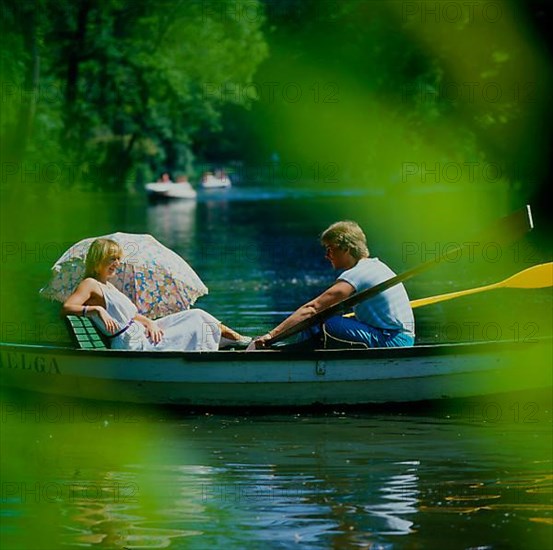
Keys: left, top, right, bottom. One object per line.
{"left": 0, "top": 340, "right": 550, "bottom": 407}
{"left": 145, "top": 182, "right": 197, "bottom": 199}
{"left": 201, "top": 176, "right": 231, "bottom": 189}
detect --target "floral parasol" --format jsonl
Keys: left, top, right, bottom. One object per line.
{"left": 40, "top": 232, "right": 208, "bottom": 318}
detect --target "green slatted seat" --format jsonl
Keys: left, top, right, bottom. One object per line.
{"left": 65, "top": 315, "right": 109, "bottom": 350}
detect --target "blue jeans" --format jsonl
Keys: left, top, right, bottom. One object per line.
{"left": 296, "top": 315, "right": 414, "bottom": 348}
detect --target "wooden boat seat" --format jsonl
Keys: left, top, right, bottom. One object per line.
{"left": 65, "top": 315, "right": 109, "bottom": 350}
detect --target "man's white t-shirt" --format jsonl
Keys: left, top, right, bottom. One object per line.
{"left": 338, "top": 258, "right": 415, "bottom": 336}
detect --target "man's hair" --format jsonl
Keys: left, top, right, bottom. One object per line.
{"left": 320, "top": 220, "right": 369, "bottom": 260}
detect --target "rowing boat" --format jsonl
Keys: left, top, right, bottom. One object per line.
{"left": 4, "top": 207, "right": 549, "bottom": 408}
{"left": 1, "top": 338, "right": 550, "bottom": 407}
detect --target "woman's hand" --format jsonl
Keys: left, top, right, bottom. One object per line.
{"left": 132, "top": 314, "right": 164, "bottom": 345}
{"left": 143, "top": 319, "right": 164, "bottom": 345}
{"left": 93, "top": 306, "right": 119, "bottom": 334}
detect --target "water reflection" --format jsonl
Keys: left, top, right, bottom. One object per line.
{"left": 366, "top": 461, "right": 419, "bottom": 535}
{"left": 146, "top": 199, "right": 197, "bottom": 252}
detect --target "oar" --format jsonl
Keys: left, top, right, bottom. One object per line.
{"left": 266, "top": 205, "right": 534, "bottom": 346}
{"left": 410, "top": 262, "right": 553, "bottom": 309}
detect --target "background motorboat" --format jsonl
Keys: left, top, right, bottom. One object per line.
{"left": 201, "top": 174, "right": 232, "bottom": 189}
{"left": 145, "top": 181, "right": 197, "bottom": 199}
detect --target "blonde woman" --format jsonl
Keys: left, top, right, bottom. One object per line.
{"left": 252, "top": 221, "right": 415, "bottom": 349}
{"left": 62, "top": 238, "right": 250, "bottom": 351}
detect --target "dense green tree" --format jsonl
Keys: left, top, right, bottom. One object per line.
{"left": 1, "top": 0, "right": 268, "bottom": 189}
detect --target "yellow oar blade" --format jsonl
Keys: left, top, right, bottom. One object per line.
{"left": 410, "top": 285, "right": 495, "bottom": 309}
{"left": 410, "top": 262, "right": 553, "bottom": 309}
{"left": 503, "top": 262, "right": 553, "bottom": 289}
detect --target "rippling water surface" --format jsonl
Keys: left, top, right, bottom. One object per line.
{"left": 1, "top": 395, "right": 552, "bottom": 549}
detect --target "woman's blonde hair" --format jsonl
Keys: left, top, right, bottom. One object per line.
{"left": 320, "top": 220, "right": 369, "bottom": 260}
{"left": 84, "top": 238, "right": 123, "bottom": 278}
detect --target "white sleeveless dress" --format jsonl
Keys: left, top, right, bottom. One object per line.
{"left": 91, "top": 281, "right": 221, "bottom": 351}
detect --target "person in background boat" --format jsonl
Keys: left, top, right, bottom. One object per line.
{"left": 157, "top": 172, "right": 173, "bottom": 183}
{"left": 220, "top": 170, "right": 231, "bottom": 186}
{"left": 201, "top": 171, "right": 214, "bottom": 185}
{"left": 214, "top": 169, "right": 231, "bottom": 185}
{"left": 251, "top": 220, "right": 415, "bottom": 349}
{"left": 176, "top": 175, "right": 189, "bottom": 184}
{"left": 61, "top": 238, "right": 251, "bottom": 351}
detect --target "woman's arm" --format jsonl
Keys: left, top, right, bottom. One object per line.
{"left": 61, "top": 279, "right": 95, "bottom": 316}
{"left": 254, "top": 281, "right": 355, "bottom": 347}
{"left": 61, "top": 279, "right": 118, "bottom": 334}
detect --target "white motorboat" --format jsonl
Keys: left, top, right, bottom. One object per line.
{"left": 145, "top": 182, "right": 197, "bottom": 199}
{"left": 201, "top": 174, "right": 232, "bottom": 189}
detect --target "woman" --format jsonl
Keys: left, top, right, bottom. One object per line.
{"left": 252, "top": 221, "right": 415, "bottom": 349}
{"left": 62, "top": 238, "right": 250, "bottom": 351}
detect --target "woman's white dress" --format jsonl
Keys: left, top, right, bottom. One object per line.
{"left": 91, "top": 281, "right": 221, "bottom": 351}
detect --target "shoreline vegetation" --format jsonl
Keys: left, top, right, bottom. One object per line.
{"left": 1, "top": 1, "right": 550, "bottom": 207}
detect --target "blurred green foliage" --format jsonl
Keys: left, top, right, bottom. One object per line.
{"left": 234, "top": 1, "right": 552, "bottom": 197}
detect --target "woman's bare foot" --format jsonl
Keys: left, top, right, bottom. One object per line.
{"left": 219, "top": 324, "right": 252, "bottom": 349}
{"left": 220, "top": 324, "right": 247, "bottom": 340}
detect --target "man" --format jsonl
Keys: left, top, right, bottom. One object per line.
{"left": 252, "top": 220, "right": 414, "bottom": 349}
